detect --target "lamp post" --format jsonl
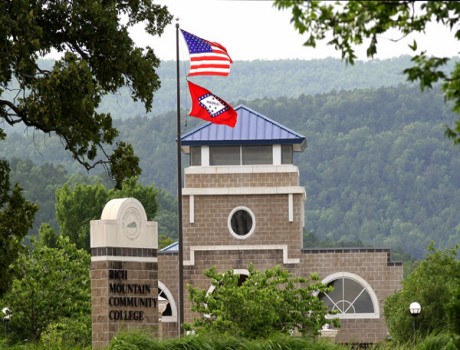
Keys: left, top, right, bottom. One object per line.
{"left": 409, "top": 302, "right": 421, "bottom": 347}
{"left": 2, "top": 307, "right": 11, "bottom": 338}
{"left": 3, "top": 315, "right": 9, "bottom": 338}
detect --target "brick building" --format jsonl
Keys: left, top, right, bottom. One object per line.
{"left": 158, "top": 105, "right": 403, "bottom": 343}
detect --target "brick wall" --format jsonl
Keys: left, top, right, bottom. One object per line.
{"left": 155, "top": 164, "right": 403, "bottom": 344}
{"left": 300, "top": 249, "right": 403, "bottom": 344}
{"left": 157, "top": 248, "right": 402, "bottom": 344}
{"left": 157, "top": 253, "right": 179, "bottom": 339}
{"left": 183, "top": 249, "right": 286, "bottom": 324}
{"left": 182, "top": 193, "right": 304, "bottom": 259}
{"left": 91, "top": 260, "right": 159, "bottom": 348}
{"left": 185, "top": 172, "right": 299, "bottom": 188}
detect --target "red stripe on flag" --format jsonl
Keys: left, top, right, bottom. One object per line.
{"left": 190, "top": 63, "right": 231, "bottom": 69}
{"left": 188, "top": 71, "right": 230, "bottom": 77}
{"left": 190, "top": 56, "right": 231, "bottom": 62}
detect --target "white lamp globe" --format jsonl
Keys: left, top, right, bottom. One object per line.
{"left": 409, "top": 302, "right": 421, "bottom": 315}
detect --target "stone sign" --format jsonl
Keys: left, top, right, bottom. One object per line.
{"left": 90, "top": 198, "right": 158, "bottom": 349}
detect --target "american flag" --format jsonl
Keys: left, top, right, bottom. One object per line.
{"left": 181, "top": 29, "right": 233, "bottom": 77}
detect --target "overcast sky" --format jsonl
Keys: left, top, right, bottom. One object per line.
{"left": 129, "top": 0, "right": 458, "bottom": 62}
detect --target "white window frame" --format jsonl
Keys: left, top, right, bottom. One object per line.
{"left": 158, "top": 281, "right": 177, "bottom": 323}
{"left": 227, "top": 206, "right": 256, "bottom": 240}
{"left": 321, "top": 272, "right": 380, "bottom": 319}
{"left": 207, "top": 268, "right": 250, "bottom": 295}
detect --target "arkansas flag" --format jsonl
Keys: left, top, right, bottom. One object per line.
{"left": 181, "top": 29, "right": 232, "bottom": 77}
{"left": 188, "top": 81, "right": 237, "bottom": 127}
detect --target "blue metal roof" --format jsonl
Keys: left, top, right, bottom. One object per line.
{"left": 160, "top": 241, "right": 178, "bottom": 252}
{"left": 181, "top": 105, "right": 306, "bottom": 151}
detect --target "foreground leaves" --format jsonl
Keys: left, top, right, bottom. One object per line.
{"left": 0, "top": 0, "right": 173, "bottom": 186}
{"left": 274, "top": 1, "right": 460, "bottom": 146}
{"left": 0, "top": 152, "right": 37, "bottom": 296}
{"left": 187, "top": 265, "right": 337, "bottom": 339}
{"left": 384, "top": 244, "right": 460, "bottom": 342}
{"left": 1, "top": 236, "right": 91, "bottom": 343}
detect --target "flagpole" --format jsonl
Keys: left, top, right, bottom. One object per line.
{"left": 175, "top": 21, "right": 185, "bottom": 336}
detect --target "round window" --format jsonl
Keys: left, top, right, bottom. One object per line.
{"left": 228, "top": 206, "right": 255, "bottom": 239}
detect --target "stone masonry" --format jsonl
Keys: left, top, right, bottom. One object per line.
{"left": 157, "top": 165, "right": 403, "bottom": 344}
{"left": 156, "top": 106, "right": 403, "bottom": 344}
{"left": 90, "top": 198, "right": 159, "bottom": 348}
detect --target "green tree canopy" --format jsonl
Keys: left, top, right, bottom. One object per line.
{"left": 55, "top": 181, "right": 108, "bottom": 251}
{"left": 0, "top": 136, "right": 37, "bottom": 296}
{"left": 1, "top": 236, "right": 91, "bottom": 343}
{"left": 384, "top": 244, "right": 460, "bottom": 342}
{"left": 9, "top": 158, "right": 69, "bottom": 234}
{"left": 55, "top": 177, "right": 158, "bottom": 251}
{"left": 274, "top": 1, "right": 460, "bottom": 145}
{"left": 0, "top": 0, "right": 172, "bottom": 187}
{"left": 187, "top": 265, "right": 337, "bottom": 339}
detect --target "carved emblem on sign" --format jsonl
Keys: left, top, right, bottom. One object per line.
{"left": 122, "top": 207, "right": 142, "bottom": 240}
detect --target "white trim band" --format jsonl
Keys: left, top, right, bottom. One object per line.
{"left": 184, "top": 244, "right": 299, "bottom": 266}
{"left": 185, "top": 164, "right": 300, "bottom": 175}
{"left": 91, "top": 256, "right": 158, "bottom": 263}
{"left": 183, "top": 186, "right": 305, "bottom": 196}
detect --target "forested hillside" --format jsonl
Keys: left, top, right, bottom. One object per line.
{"left": 3, "top": 57, "right": 419, "bottom": 121}
{"left": 240, "top": 86, "right": 460, "bottom": 258}
{"left": 2, "top": 59, "right": 459, "bottom": 259}
{"left": 98, "top": 56, "right": 424, "bottom": 118}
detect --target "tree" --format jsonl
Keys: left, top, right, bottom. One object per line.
{"left": 9, "top": 159, "right": 69, "bottom": 234}
{"left": 114, "top": 176, "right": 158, "bottom": 220}
{"left": 186, "top": 265, "right": 337, "bottom": 339}
{"left": 159, "top": 234, "right": 175, "bottom": 249}
{"left": 0, "top": 138, "right": 38, "bottom": 296}
{"left": 38, "top": 223, "right": 59, "bottom": 248}
{"left": 55, "top": 177, "right": 158, "bottom": 251}
{"left": 55, "top": 181, "right": 109, "bottom": 251}
{"left": 384, "top": 244, "right": 460, "bottom": 343}
{"left": 1, "top": 236, "right": 91, "bottom": 343}
{"left": 448, "top": 285, "right": 460, "bottom": 336}
{"left": 274, "top": 1, "right": 460, "bottom": 146}
{"left": 156, "top": 189, "right": 178, "bottom": 240}
{"left": 0, "top": 1, "right": 173, "bottom": 187}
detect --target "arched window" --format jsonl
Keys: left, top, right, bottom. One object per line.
{"left": 207, "top": 269, "right": 249, "bottom": 294}
{"left": 201, "top": 269, "right": 249, "bottom": 320}
{"left": 158, "top": 281, "right": 177, "bottom": 323}
{"left": 319, "top": 272, "right": 380, "bottom": 319}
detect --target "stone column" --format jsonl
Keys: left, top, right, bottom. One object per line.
{"left": 90, "top": 198, "right": 158, "bottom": 349}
